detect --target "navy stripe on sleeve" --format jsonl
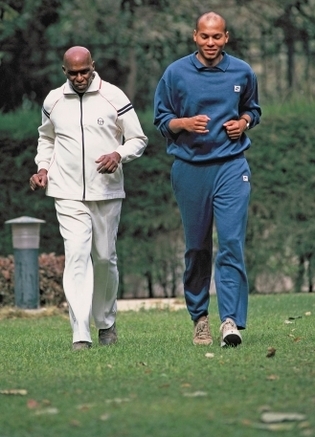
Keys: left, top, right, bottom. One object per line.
{"left": 117, "top": 103, "right": 133, "bottom": 117}
{"left": 42, "top": 106, "right": 50, "bottom": 119}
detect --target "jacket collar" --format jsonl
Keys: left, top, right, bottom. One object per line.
{"left": 191, "top": 51, "right": 229, "bottom": 72}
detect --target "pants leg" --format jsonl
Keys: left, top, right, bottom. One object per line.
{"left": 55, "top": 199, "right": 94, "bottom": 343}
{"left": 213, "top": 157, "right": 251, "bottom": 329}
{"left": 171, "top": 159, "right": 214, "bottom": 321}
{"left": 90, "top": 199, "right": 122, "bottom": 329}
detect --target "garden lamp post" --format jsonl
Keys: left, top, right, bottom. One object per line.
{"left": 5, "top": 216, "right": 45, "bottom": 309}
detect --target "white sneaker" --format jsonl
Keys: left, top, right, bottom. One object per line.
{"left": 220, "top": 318, "right": 242, "bottom": 347}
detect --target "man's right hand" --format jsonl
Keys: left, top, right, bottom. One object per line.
{"left": 29, "top": 169, "right": 48, "bottom": 191}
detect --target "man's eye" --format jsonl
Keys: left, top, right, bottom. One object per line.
{"left": 68, "top": 69, "right": 90, "bottom": 76}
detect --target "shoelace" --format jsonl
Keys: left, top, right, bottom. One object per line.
{"left": 196, "top": 320, "right": 210, "bottom": 338}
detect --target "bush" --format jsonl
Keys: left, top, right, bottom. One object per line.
{"left": 0, "top": 253, "right": 66, "bottom": 307}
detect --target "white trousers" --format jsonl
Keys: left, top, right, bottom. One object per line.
{"left": 55, "top": 198, "right": 122, "bottom": 343}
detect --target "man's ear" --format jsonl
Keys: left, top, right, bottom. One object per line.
{"left": 62, "top": 66, "right": 66, "bottom": 75}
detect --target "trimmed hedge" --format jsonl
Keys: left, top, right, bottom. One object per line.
{"left": 0, "top": 253, "right": 65, "bottom": 307}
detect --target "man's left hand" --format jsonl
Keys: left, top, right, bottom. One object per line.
{"left": 223, "top": 119, "right": 247, "bottom": 140}
{"left": 96, "top": 152, "right": 121, "bottom": 173}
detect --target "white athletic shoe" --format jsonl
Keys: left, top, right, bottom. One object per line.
{"left": 220, "top": 318, "right": 242, "bottom": 347}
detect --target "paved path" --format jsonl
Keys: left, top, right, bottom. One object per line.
{"left": 117, "top": 298, "right": 186, "bottom": 312}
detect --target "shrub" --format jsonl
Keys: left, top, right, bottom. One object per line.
{"left": 0, "top": 253, "right": 66, "bottom": 307}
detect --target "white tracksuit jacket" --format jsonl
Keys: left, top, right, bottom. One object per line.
{"left": 35, "top": 72, "right": 148, "bottom": 201}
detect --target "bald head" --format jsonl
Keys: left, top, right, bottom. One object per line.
{"left": 195, "top": 12, "right": 227, "bottom": 33}
{"left": 62, "top": 46, "right": 95, "bottom": 93}
{"left": 63, "top": 46, "right": 93, "bottom": 68}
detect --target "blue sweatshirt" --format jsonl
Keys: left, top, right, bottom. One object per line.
{"left": 154, "top": 52, "right": 261, "bottom": 163}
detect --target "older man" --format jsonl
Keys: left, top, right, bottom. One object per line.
{"left": 30, "top": 46, "right": 148, "bottom": 350}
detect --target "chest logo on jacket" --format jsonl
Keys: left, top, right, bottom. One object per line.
{"left": 97, "top": 118, "right": 105, "bottom": 125}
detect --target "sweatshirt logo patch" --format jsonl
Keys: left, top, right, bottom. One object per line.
{"left": 234, "top": 85, "right": 241, "bottom": 92}
{"left": 97, "top": 118, "right": 104, "bottom": 125}
{"left": 243, "top": 175, "right": 249, "bottom": 182}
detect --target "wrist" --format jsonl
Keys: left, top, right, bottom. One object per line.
{"left": 240, "top": 117, "right": 250, "bottom": 130}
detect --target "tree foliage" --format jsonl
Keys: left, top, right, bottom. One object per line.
{"left": 1, "top": 0, "right": 315, "bottom": 111}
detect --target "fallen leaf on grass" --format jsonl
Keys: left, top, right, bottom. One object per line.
{"left": 183, "top": 391, "right": 207, "bottom": 397}
{"left": 266, "top": 347, "right": 276, "bottom": 357}
{"left": 33, "top": 407, "right": 59, "bottom": 415}
{"left": 266, "top": 374, "right": 279, "bottom": 381}
{"left": 305, "top": 312, "right": 311, "bottom": 316}
{"left": 284, "top": 320, "right": 293, "bottom": 324}
{"left": 0, "top": 389, "right": 27, "bottom": 396}
{"left": 27, "top": 399, "right": 40, "bottom": 409}
{"left": 205, "top": 353, "right": 215, "bottom": 358}
{"left": 261, "top": 412, "right": 306, "bottom": 423}
{"left": 105, "top": 398, "right": 131, "bottom": 404}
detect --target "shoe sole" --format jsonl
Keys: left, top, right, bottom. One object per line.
{"left": 221, "top": 332, "right": 242, "bottom": 347}
{"left": 193, "top": 339, "right": 213, "bottom": 346}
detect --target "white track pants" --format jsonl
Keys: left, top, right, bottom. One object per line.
{"left": 55, "top": 198, "right": 122, "bottom": 343}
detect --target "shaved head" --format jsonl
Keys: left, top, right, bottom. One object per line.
{"left": 63, "top": 46, "right": 93, "bottom": 68}
{"left": 195, "top": 12, "right": 227, "bottom": 33}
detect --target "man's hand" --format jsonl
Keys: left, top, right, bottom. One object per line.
{"left": 29, "top": 169, "right": 48, "bottom": 191}
{"left": 223, "top": 119, "right": 248, "bottom": 140}
{"left": 96, "top": 152, "right": 121, "bottom": 174}
{"left": 169, "top": 115, "right": 210, "bottom": 134}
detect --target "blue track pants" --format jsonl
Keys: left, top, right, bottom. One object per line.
{"left": 171, "top": 155, "right": 251, "bottom": 329}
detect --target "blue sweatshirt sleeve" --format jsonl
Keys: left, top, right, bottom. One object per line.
{"left": 153, "top": 74, "right": 178, "bottom": 140}
{"left": 239, "top": 71, "right": 261, "bottom": 129}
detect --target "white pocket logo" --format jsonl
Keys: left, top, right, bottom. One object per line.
{"left": 243, "top": 175, "right": 248, "bottom": 182}
{"left": 234, "top": 85, "right": 241, "bottom": 92}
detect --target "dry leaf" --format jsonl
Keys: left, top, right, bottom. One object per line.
{"left": 305, "top": 312, "right": 311, "bottom": 316}
{"left": 183, "top": 391, "right": 207, "bottom": 397}
{"left": 266, "top": 347, "right": 276, "bottom": 358}
{"left": 0, "top": 389, "right": 27, "bottom": 396}
{"left": 261, "top": 411, "right": 306, "bottom": 423}
{"left": 266, "top": 374, "right": 279, "bottom": 381}
{"left": 205, "top": 353, "right": 215, "bottom": 358}
{"left": 105, "top": 398, "right": 130, "bottom": 404}
{"left": 34, "top": 407, "right": 59, "bottom": 415}
{"left": 27, "top": 399, "right": 40, "bottom": 409}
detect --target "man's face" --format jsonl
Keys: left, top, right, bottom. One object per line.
{"left": 62, "top": 57, "right": 95, "bottom": 93}
{"left": 193, "top": 18, "right": 229, "bottom": 67}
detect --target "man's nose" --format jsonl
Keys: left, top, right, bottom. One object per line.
{"left": 76, "top": 73, "right": 84, "bottom": 81}
{"left": 207, "top": 38, "right": 215, "bottom": 45}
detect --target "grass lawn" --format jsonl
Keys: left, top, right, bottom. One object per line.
{"left": 0, "top": 293, "right": 314, "bottom": 437}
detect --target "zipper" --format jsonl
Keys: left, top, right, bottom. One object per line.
{"left": 79, "top": 94, "right": 86, "bottom": 200}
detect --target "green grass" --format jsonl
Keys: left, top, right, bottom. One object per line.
{"left": 0, "top": 294, "right": 314, "bottom": 437}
